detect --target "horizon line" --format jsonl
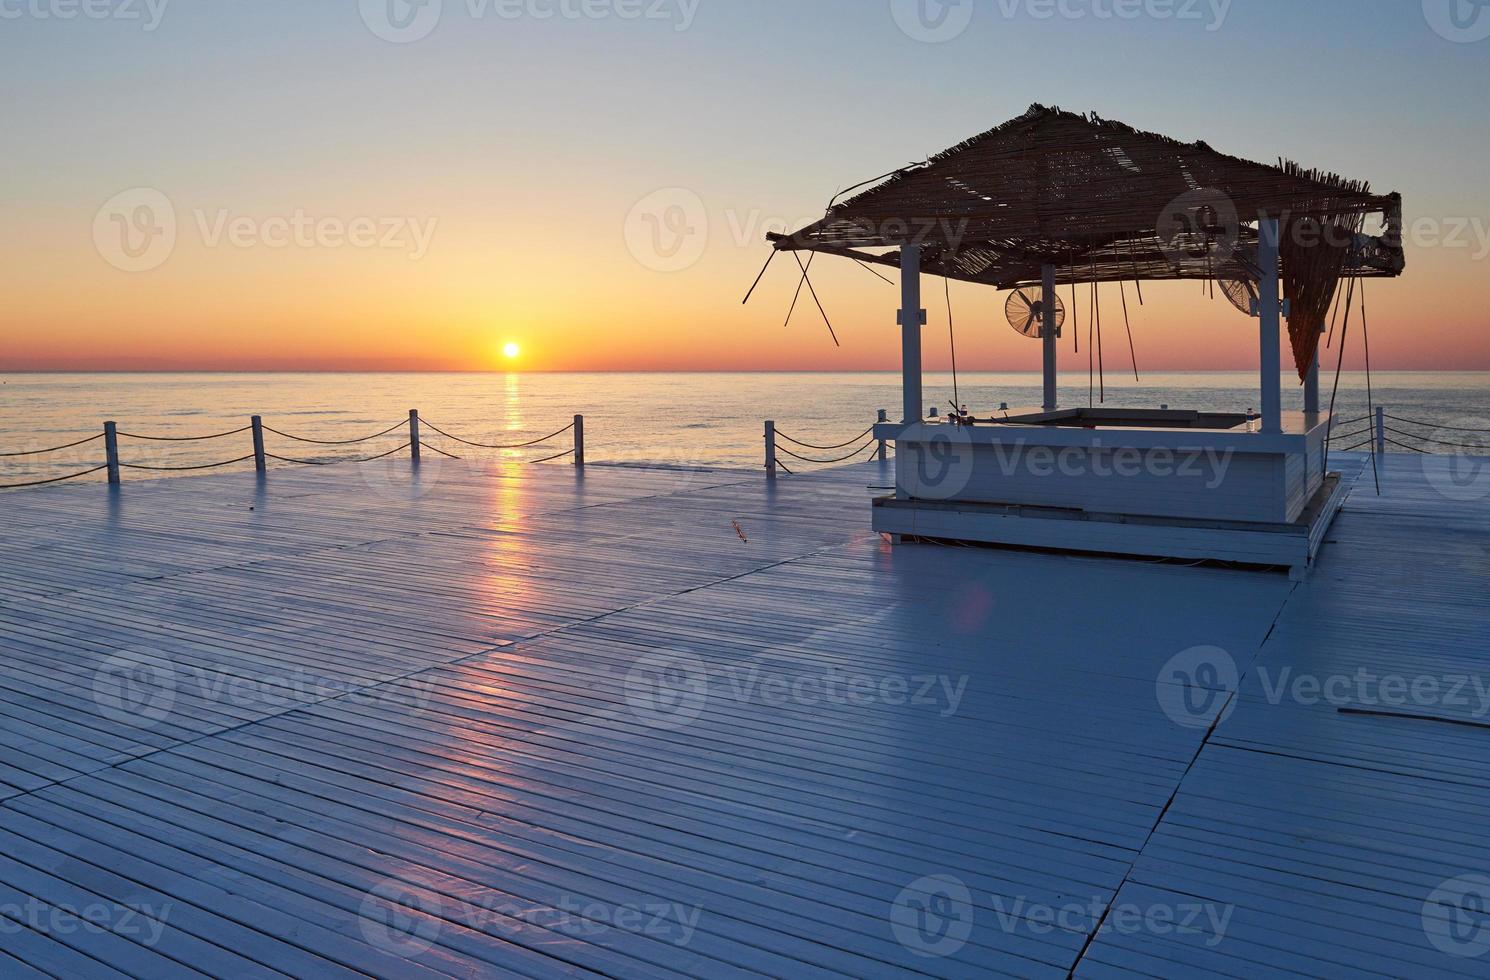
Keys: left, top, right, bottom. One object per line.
{"left": 4, "top": 368, "right": 1490, "bottom": 376}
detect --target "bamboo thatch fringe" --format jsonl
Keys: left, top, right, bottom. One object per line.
{"left": 779, "top": 104, "right": 1401, "bottom": 291}
{"left": 773, "top": 104, "right": 1404, "bottom": 378}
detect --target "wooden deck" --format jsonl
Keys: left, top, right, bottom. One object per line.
{"left": 1, "top": 453, "right": 1487, "bottom": 977}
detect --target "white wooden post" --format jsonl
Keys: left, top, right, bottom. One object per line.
{"left": 251, "top": 415, "right": 266, "bottom": 473}
{"left": 1257, "top": 217, "right": 1283, "bottom": 434}
{"left": 1042, "top": 263, "right": 1058, "bottom": 410}
{"left": 103, "top": 421, "right": 120, "bottom": 485}
{"left": 573, "top": 414, "right": 584, "bottom": 466}
{"left": 764, "top": 421, "right": 776, "bottom": 479}
{"left": 898, "top": 245, "right": 924, "bottom": 424}
{"left": 1303, "top": 328, "right": 1321, "bottom": 415}
{"left": 408, "top": 409, "right": 421, "bottom": 465}
{"left": 1376, "top": 406, "right": 1386, "bottom": 456}
{"left": 876, "top": 408, "right": 888, "bottom": 461}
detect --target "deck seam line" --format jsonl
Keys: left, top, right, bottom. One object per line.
{"left": 1067, "top": 545, "right": 1311, "bottom": 977}
{"left": 1065, "top": 681, "right": 1241, "bottom": 979}
{"left": 1067, "top": 494, "right": 1436, "bottom": 978}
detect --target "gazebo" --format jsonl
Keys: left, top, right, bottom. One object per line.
{"left": 771, "top": 104, "right": 1404, "bottom": 577}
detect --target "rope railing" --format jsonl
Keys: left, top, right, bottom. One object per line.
{"left": 773, "top": 424, "right": 876, "bottom": 451}
{"left": 1385, "top": 414, "right": 1490, "bottom": 433}
{"left": 1, "top": 410, "right": 587, "bottom": 490}
{"left": 0, "top": 432, "right": 104, "bottom": 457}
{"left": 417, "top": 418, "right": 575, "bottom": 450}
{"left": 757, "top": 407, "right": 1490, "bottom": 481}
{"left": 427, "top": 445, "right": 577, "bottom": 464}
{"left": 27, "top": 403, "right": 1484, "bottom": 493}
{"left": 261, "top": 419, "right": 406, "bottom": 445}
{"left": 764, "top": 407, "right": 1490, "bottom": 474}
{"left": 1383, "top": 427, "right": 1489, "bottom": 452}
{"left": 0, "top": 428, "right": 113, "bottom": 488}
{"left": 776, "top": 438, "right": 877, "bottom": 465}
{"left": 0, "top": 465, "right": 111, "bottom": 490}
{"left": 116, "top": 425, "right": 252, "bottom": 442}
{"left": 121, "top": 454, "right": 259, "bottom": 472}
{"left": 1320, "top": 407, "right": 1490, "bottom": 458}
{"left": 764, "top": 412, "right": 890, "bottom": 476}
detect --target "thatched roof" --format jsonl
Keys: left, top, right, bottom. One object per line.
{"left": 770, "top": 104, "right": 1404, "bottom": 379}
{"left": 770, "top": 104, "right": 1402, "bottom": 291}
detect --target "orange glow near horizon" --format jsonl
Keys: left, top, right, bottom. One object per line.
{"left": 0, "top": 113, "right": 1481, "bottom": 375}
{"left": 1, "top": 106, "right": 1481, "bottom": 375}
{"left": 3, "top": 236, "right": 1483, "bottom": 373}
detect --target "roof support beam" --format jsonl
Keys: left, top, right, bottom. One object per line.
{"left": 1258, "top": 218, "right": 1283, "bottom": 435}
{"left": 1304, "top": 325, "right": 1322, "bottom": 416}
{"left": 898, "top": 245, "right": 924, "bottom": 427}
{"left": 1042, "top": 264, "right": 1058, "bottom": 411}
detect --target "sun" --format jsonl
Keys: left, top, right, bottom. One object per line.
{"left": 502, "top": 341, "right": 521, "bottom": 360}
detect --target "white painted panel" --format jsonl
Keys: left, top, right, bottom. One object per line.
{"left": 896, "top": 440, "right": 1293, "bottom": 523}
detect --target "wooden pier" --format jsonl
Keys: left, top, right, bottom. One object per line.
{"left": 0, "top": 453, "right": 1487, "bottom": 977}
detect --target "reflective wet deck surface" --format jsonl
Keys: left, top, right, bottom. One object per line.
{"left": 0, "top": 453, "right": 1487, "bottom": 977}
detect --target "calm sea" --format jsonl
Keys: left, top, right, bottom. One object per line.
{"left": 3, "top": 372, "right": 1488, "bottom": 487}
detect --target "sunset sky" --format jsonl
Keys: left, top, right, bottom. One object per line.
{"left": 3, "top": 0, "right": 1487, "bottom": 372}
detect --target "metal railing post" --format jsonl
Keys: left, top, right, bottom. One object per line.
{"left": 408, "top": 409, "right": 421, "bottom": 465}
{"left": 1376, "top": 406, "right": 1386, "bottom": 457}
{"left": 876, "top": 409, "right": 887, "bottom": 461}
{"left": 103, "top": 421, "right": 120, "bottom": 485}
{"left": 573, "top": 414, "right": 584, "bottom": 466}
{"left": 251, "top": 416, "right": 266, "bottom": 473}
{"left": 764, "top": 420, "right": 776, "bottom": 480}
